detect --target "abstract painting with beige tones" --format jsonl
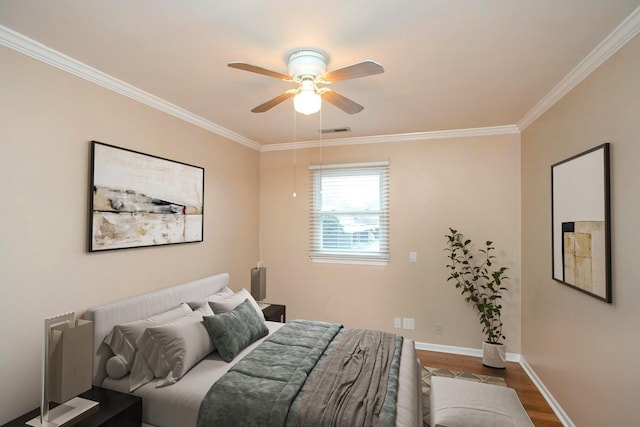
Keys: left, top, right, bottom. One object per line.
{"left": 90, "top": 141, "right": 204, "bottom": 251}
{"left": 562, "top": 221, "right": 606, "bottom": 298}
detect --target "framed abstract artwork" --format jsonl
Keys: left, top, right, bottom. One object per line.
{"left": 551, "top": 143, "right": 611, "bottom": 302}
{"left": 89, "top": 141, "right": 204, "bottom": 252}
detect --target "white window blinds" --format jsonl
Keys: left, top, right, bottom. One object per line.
{"left": 309, "top": 161, "right": 390, "bottom": 264}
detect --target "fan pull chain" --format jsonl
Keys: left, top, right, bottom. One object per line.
{"left": 319, "top": 104, "right": 323, "bottom": 166}
{"left": 292, "top": 106, "right": 297, "bottom": 198}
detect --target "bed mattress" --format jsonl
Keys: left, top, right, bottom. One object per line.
{"left": 104, "top": 321, "right": 421, "bottom": 427}
{"left": 87, "top": 273, "right": 422, "bottom": 427}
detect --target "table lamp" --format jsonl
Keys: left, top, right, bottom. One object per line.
{"left": 251, "top": 265, "right": 267, "bottom": 306}
{"left": 28, "top": 312, "right": 98, "bottom": 427}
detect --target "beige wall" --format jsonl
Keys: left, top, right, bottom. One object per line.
{"left": 521, "top": 35, "right": 640, "bottom": 426}
{"left": 7, "top": 24, "right": 635, "bottom": 427}
{"left": 260, "top": 134, "right": 521, "bottom": 351}
{"left": 0, "top": 45, "right": 260, "bottom": 423}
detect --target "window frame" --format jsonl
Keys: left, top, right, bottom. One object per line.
{"left": 308, "top": 161, "right": 390, "bottom": 265}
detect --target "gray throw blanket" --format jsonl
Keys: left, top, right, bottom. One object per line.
{"left": 293, "top": 329, "right": 399, "bottom": 427}
{"left": 196, "top": 320, "right": 401, "bottom": 427}
{"left": 197, "top": 320, "right": 342, "bottom": 427}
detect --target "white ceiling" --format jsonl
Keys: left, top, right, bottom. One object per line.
{"left": 1, "top": 1, "right": 638, "bottom": 147}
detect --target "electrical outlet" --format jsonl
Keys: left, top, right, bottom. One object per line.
{"left": 394, "top": 317, "right": 402, "bottom": 328}
{"left": 402, "top": 318, "right": 415, "bottom": 330}
{"left": 409, "top": 252, "right": 417, "bottom": 263}
{"left": 435, "top": 323, "right": 444, "bottom": 335}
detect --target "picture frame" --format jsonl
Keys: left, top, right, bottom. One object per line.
{"left": 89, "top": 141, "right": 204, "bottom": 252}
{"left": 551, "top": 143, "right": 611, "bottom": 302}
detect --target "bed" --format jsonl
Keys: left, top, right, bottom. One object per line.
{"left": 83, "top": 273, "right": 423, "bottom": 427}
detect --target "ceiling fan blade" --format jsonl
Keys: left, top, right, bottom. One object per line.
{"left": 321, "top": 90, "right": 364, "bottom": 114}
{"left": 251, "top": 90, "right": 297, "bottom": 113}
{"left": 323, "top": 60, "right": 384, "bottom": 82}
{"left": 228, "top": 62, "right": 292, "bottom": 81}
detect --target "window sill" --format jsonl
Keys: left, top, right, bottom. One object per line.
{"left": 310, "top": 257, "right": 389, "bottom": 266}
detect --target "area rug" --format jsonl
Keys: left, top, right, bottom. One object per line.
{"left": 421, "top": 366, "right": 507, "bottom": 427}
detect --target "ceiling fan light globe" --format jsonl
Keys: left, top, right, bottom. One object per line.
{"left": 294, "top": 90, "right": 321, "bottom": 115}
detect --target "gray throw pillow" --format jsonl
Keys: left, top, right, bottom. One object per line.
{"left": 203, "top": 299, "right": 268, "bottom": 362}
{"left": 207, "top": 288, "right": 264, "bottom": 320}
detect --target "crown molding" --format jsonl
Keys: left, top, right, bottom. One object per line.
{"left": 260, "top": 125, "right": 520, "bottom": 152}
{"left": 518, "top": 6, "right": 640, "bottom": 131}
{"left": 3, "top": 2, "right": 638, "bottom": 151}
{"left": 0, "top": 25, "right": 519, "bottom": 154}
{"left": 0, "top": 25, "right": 261, "bottom": 151}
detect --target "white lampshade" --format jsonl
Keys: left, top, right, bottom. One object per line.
{"left": 28, "top": 313, "right": 98, "bottom": 427}
{"left": 294, "top": 81, "right": 321, "bottom": 115}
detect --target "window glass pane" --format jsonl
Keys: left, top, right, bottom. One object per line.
{"left": 321, "top": 174, "right": 381, "bottom": 212}
{"left": 322, "top": 213, "right": 380, "bottom": 251}
{"left": 309, "top": 162, "right": 389, "bottom": 264}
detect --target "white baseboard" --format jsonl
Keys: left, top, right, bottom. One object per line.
{"left": 414, "top": 341, "right": 574, "bottom": 427}
{"left": 414, "top": 341, "right": 521, "bottom": 362}
{"left": 519, "top": 357, "right": 575, "bottom": 427}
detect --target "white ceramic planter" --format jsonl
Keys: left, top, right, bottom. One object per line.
{"left": 482, "top": 341, "right": 506, "bottom": 369}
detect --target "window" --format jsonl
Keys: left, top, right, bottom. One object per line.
{"left": 309, "top": 161, "right": 389, "bottom": 264}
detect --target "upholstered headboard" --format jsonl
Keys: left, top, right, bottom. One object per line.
{"left": 83, "top": 273, "right": 229, "bottom": 385}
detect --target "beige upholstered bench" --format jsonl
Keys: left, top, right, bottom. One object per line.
{"left": 430, "top": 376, "right": 534, "bottom": 427}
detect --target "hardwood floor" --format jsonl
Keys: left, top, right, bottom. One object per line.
{"left": 416, "top": 350, "right": 563, "bottom": 427}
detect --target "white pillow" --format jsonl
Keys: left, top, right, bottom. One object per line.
{"left": 103, "top": 303, "right": 192, "bottom": 370}
{"left": 201, "top": 287, "right": 231, "bottom": 315}
{"left": 186, "top": 300, "right": 211, "bottom": 311}
{"left": 134, "top": 304, "right": 214, "bottom": 389}
{"left": 192, "top": 303, "right": 215, "bottom": 317}
{"left": 105, "top": 355, "right": 129, "bottom": 379}
{"left": 205, "top": 286, "right": 234, "bottom": 304}
{"left": 208, "top": 288, "right": 264, "bottom": 320}
{"left": 238, "top": 288, "right": 265, "bottom": 320}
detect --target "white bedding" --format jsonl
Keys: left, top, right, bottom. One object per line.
{"left": 85, "top": 273, "right": 422, "bottom": 427}
{"left": 105, "top": 322, "right": 285, "bottom": 427}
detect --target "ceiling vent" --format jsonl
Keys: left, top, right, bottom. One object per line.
{"left": 320, "top": 127, "right": 351, "bottom": 134}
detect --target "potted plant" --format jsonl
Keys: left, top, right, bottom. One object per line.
{"left": 444, "top": 228, "right": 509, "bottom": 368}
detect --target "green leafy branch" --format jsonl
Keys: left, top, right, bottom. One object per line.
{"left": 445, "top": 228, "right": 509, "bottom": 344}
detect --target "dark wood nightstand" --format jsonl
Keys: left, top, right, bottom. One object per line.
{"left": 262, "top": 304, "right": 286, "bottom": 323}
{"left": 1, "top": 386, "right": 141, "bottom": 427}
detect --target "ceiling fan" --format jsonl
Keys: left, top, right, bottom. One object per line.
{"left": 228, "top": 49, "right": 384, "bottom": 115}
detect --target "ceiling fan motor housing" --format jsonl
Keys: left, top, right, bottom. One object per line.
{"left": 287, "top": 50, "right": 327, "bottom": 80}
{"left": 228, "top": 48, "right": 379, "bottom": 114}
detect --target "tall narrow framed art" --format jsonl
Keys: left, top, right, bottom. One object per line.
{"left": 89, "top": 141, "right": 204, "bottom": 252}
{"left": 551, "top": 143, "right": 611, "bottom": 302}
